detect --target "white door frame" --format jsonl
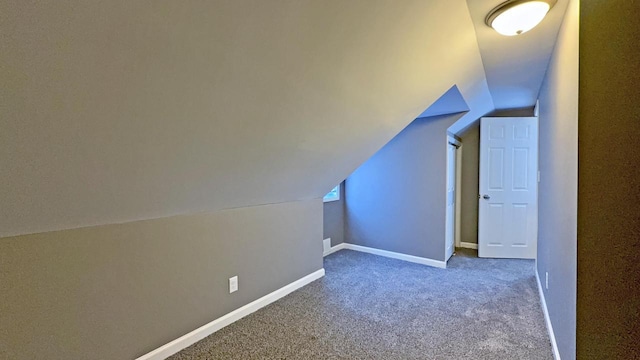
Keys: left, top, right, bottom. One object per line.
{"left": 445, "top": 135, "right": 461, "bottom": 262}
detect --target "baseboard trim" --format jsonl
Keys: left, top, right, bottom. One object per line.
{"left": 323, "top": 242, "right": 347, "bottom": 257}
{"left": 536, "top": 270, "right": 561, "bottom": 360}
{"left": 339, "top": 243, "right": 446, "bottom": 269}
{"left": 136, "top": 268, "right": 325, "bottom": 360}
{"left": 459, "top": 242, "right": 478, "bottom": 250}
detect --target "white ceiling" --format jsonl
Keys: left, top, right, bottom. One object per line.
{"left": 467, "top": 0, "right": 569, "bottom": 110}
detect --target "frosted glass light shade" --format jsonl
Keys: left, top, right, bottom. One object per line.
{"left": 486, "top": 0, "right": 555, "bottom": 36}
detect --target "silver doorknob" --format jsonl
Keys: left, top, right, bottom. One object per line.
{"left": 482, "top": 195, "right": 490, "bottom": 200}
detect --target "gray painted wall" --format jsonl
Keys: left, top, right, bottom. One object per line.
{"left": 0, "top": 0, "right": 492, "bottom": 239}
{"left": 0, "top": 200, "right": 323, "bottom": 360}
{"left": 488, "top": 108, "right": 535, "bottom": 117}
{"left": 459, "top": 123, "right": 480, "bottom": 245}
{"left": 345, "top": 113, "right": 463, "bottom": 261}
{"left": 536, "top": 0, "right": 579, "bottom": 358}
{"left": 323, "top": 181, "right": 346, "bottom": 246}
{"left": 577, "top": 1, "right": 640, "bottom": 358}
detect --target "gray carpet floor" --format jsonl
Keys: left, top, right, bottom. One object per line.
{"left": 170, "top": 248, "right": 553, "bottom": 359}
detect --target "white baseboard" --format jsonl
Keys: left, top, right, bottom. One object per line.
{"left": 536, "top": 270, "right": 561, "bottom": 360}
{"left": 336, "top": 243, "right": 446, "bottom": 269}
{"left": 136, "top": 268, "right": 325, "bottom": 360}
{"left": 459, "top": 242, "right": 478, "bottom": 250}
{"left": 323, "top": 242, "right": 347, "bottom": 257}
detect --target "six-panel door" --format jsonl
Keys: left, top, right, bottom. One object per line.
{"left": 478, "top": 117, "right": 538, "bottom": 259}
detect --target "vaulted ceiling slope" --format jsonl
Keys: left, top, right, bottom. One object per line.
{"left": 1, "top": 0, "right": 491, "bottom": 237}
{"left": 467, "top": 0, "right": 569, "bottom": 110}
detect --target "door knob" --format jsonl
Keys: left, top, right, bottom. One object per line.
{"left": 483, "top": 195, "right": 490, "bottom": 200}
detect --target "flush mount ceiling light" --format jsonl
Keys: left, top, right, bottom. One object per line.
{"left": 486, "top": 0, "right": 557, "bottom": 36}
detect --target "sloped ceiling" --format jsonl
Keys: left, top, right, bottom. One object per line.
{"left": 1, "top": 0, "right": 492, "bottom": 237}
{"left": 467, "top": 0, "right": 569, "bottom": 110}
{"left": 417, "top": 86, "right": 470, "bottom": 119}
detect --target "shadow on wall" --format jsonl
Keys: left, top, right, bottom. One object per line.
{"left": 459, "top": 122, "right": 480, "bottom": 246}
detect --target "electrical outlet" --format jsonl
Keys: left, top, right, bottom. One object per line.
{"left": 229, "top": 276, "right": 238, "bottom": 293}
{"left": 545, "top": 272, "right": 549, "bottom": 290}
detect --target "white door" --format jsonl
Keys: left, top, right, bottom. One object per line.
{"left": 478, "top": 117, "right": 538, "bottom": 259}
{"left": 445, "top": 141, "right": 457, "bottom": 261}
